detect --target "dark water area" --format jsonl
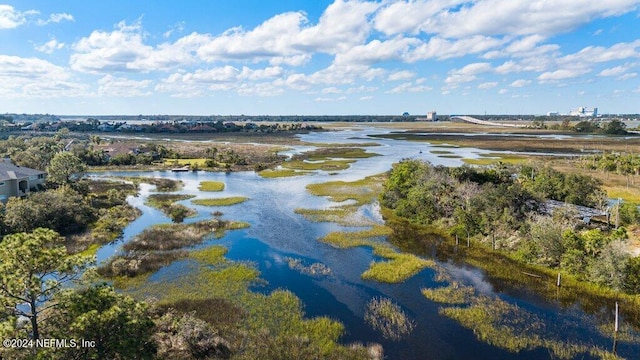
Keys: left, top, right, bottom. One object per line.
{"left": 90, "top": 127, "right": 640, "bottom": 360}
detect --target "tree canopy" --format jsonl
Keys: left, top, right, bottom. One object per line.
{"left": 0, "top": 228, "right": 91, "bottom": 340}
{"left": 46, "top": 151, "right": 86, "bottom": 187}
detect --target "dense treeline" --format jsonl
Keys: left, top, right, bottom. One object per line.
{"left": 381, "top": 160, "right": 640, "bottom": 293}
{"left": 531, "top": 118, "right": 630, "bottom": 135}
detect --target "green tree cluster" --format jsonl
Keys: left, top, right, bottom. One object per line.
{"left": 4, "top": 186, "right": 95, "bottom": 235}
{"left": 0, "top": 228, "right": 91, "bottom": 341}
{"left": 381, "top": 160, "right": 538, "bottom": 237}
{"left": 382, "top": 160, "right": 640, "bottom": 294}
{"left": 518, "top": 165, "right": 606, "bottom": 208}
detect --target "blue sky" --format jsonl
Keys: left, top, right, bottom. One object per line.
{"left": 1, "top": 0, "right": 639, "bottom": 115}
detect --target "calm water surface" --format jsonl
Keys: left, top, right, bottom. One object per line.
{"left": 91, "top": 127, "right": 639, "bottom": 359}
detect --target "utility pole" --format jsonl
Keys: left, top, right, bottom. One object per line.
{"left": 616, "top": 198, "right": 621, "bottom": 228}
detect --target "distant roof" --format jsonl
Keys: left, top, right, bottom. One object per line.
{"left": 0, "top": 159, "right": 46, "bottom": 181}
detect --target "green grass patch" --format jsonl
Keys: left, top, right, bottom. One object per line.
{"left": 192, "top": 196, "right": 249, "bottom": 206}
{"left": 321, "top": 225, "right": 393, "bottom": 248}
{"left": 77, "top": 243, "right": 100, "bottom": 258}
{"left": 189, "top": 245, "right": 228, "bottom": 264}
{"left": 283, "top": 159, "right": 355, "bottom": 171}
{"left": 430, "top": 150, "right": 453, "bottom": 154}
{"left": 439, "top": 154, "right": 463, "bottom": 159}
{"left": 258, "top": 168, "right": 311, "bottom": 178}
{"left": 605, "top": 186, "right": 640, "bottom": 203}
{"left": 304, "top": 147, "right": 381, "bottom": 160}
{"left": 362, "top": 246, "right": 433, "bottom": 283}
{"left": 462, "top": 154, "right": 527, "bottom": 165}
{"left": 321, "top": 225, "right": 433, "bottom": 283}
{"left": 198, "top": 181, "right": 225, "bottom": 191}
{"left": 294, "top": 208, "right": 355, "bottom": 224}
{"left": 296, "top": 174, "right": 387, "bottom": 226}
{"left": 163, "top": 158, "right": 209, "bottom": 167}
{"left": 421, "top": 282, "right": 475, "bottom": 305}
{"left": 306, "top": 174, "right": 385, "bottom": 206}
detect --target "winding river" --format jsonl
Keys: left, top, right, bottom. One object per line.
{"left": 91, "top": 127, "right": 640, "bottom": 360}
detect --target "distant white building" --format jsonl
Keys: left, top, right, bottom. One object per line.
{"left": 426, "top": 111, "right": 437, "bottom": 121}
{"left": 547, "top": 112, "right": 560, "bottom": 116}
{"left": 569, "top": 107, "right": 598, "bottom": 117}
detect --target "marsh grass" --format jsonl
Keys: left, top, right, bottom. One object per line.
{"left": 146, "top": 193, "right": 195, "bottom": 207}
{"left": 163, "top": 158, "right": 209, "bottom": 167}
{"left": 402, "top": 218, "right": 640, "bottom": 325}
{"left": 67, "top": 204, "right": 142, "bottom": 254}
{"left": 198, "top": 181, "right": 225, "bottom": 191}
{"left": 88, "top": 179, "right": 138, "bottom": 195}
{"left": 462, "top": 154, "right": 527, "bottom": 165}
{"left": 258, "top": 168, "right": 311, "bottom": 178}
{"left": 301, "top": 142, "right": 380, "bottom": 148}
{"left": 124, "top": 219, "right": 248, "bottom": 252}
{"left": 321, "top": 225, "right": 393, "bottom": 248}
{"left": 285, "top": 257, "right": 332, "bottom": 276}
{"left": 123, "top": 177, "right": 183, "bottom": 192}
{"left": 302, "top": 147, "right": 380, "bottom": 160}
{"left": 430, "top": 150, "right": 453, "bottom": 154}
{"left": 371, "top": 131, "right": 640, "bottom": 154}
{"left": 321, "top": 225, "right": 432, "bottom": 283}
{"left": 438, "top": 154, "right": 463, "bottom": 159}
{"left": 158, "top": 298, "right": 244, "bottom": 328}
{"left": 438, "top": 295, "right": 620, "bottom": 359}
{"left": 604, "top": 186, "right": 640, "bottom": 203}
{"left": 190, "top": 245, "right": 228, "bottom": 264}
{"left": 363, "top": 246, "right": 433, "bottom": 283}
{"left": 192, "top": 197, "right": 249, "bottom": 206}
{"left": 364, "top": 297, "right": 415, "bottom": 341}
{"left": 294, "top": 207, "right": 376, "bottom": 226}
{"left": 99, "top": 250, "right": 188, "bottom": 279}
{"left": 306, "top": 174, "right": 385, "bottom": 206}
{"left": 126, "top": 248, "right": 365, "bottom": 359}
{"left": 283, "top": 159, "right": 355, "bottom": 171}
{"left": 145, "top": 194, "right": 197, "bottom": 220}
{"left": 296, "top": 174, "right": 386, "bottom": 225}
{"left": 421, "top": 282, "right": 475, "bottom": 305}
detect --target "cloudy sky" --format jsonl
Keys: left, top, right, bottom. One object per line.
{"left": 1, "top": 0, "right": 639, "bottom": 115}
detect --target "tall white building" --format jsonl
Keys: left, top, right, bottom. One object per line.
{"left": 569, "top": 106, "right": 598, "bottom": 117}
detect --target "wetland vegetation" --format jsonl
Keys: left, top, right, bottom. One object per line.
{"left": 145, "top": 193, "right": 197, "bottom": 222}
{"left": 198, "top": 180, "right": 225, "bottom": 191}
{"left": 364, "top": 297, "right": 416, "bottom": 341}
{"left": 192, "top": 196, "right": 249, "bottom": 206}
{"left": 3, "top": 123, "right": 640, "bottom": 359}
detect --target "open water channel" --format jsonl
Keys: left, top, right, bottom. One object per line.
{"left": 91, "top": 127, "right": 640, "bottom": 359}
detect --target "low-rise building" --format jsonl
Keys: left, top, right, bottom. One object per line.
{"left": 0, "top": 159, "right": 46, "bottom": 202}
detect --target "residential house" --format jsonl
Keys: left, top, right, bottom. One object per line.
{"left": 0, "top": 159, "right": 46, "bottom": 202}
